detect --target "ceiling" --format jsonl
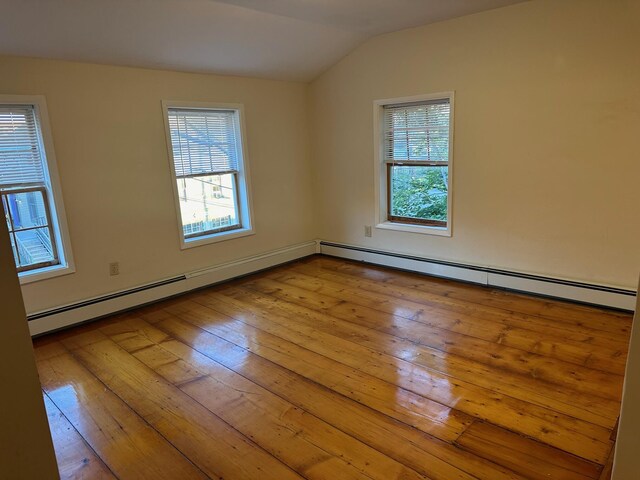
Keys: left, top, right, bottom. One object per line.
{"left": 0, "top": 0, "right": 527, "bottom": 81}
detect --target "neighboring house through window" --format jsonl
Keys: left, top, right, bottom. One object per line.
{"left": 0, "top": 95, "right": 74, "bottom": 282}
{"left": 374, "top": 93, "right": 454, "bottom": 236}
{"left": 163, "top": 102, "right": 254, "bottom": 248}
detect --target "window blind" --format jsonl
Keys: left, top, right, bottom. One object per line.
{"left": 0, "top": 105, "right": 46, "bottom": 186}
{"left": 168, "top": 108, "right": 239, "bottom": 178}
{"left": 383, "top": 99, "right": 450, "bottom": 163}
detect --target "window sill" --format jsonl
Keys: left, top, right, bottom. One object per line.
{"left": 181, "top": 226, "right": 255, "bottom": 249}
{"left": 19, "top": 263, "right": 75, "bottom": 285}
{"left": 376, "top": 221, "right": 451, "bottom": 237}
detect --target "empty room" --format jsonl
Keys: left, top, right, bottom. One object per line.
{"left": 1, "top": 0, "right": 639, "bottom": 479}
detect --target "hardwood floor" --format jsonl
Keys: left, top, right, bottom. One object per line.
{"left": 34, "top": 255, "right": 633, "bottom": 480}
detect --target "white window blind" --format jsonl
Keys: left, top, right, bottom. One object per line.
{"left": 0, "top": 105, "right": 46, "bottom": 186}
{"left": 167, "top": 108, "right": 239, "bottom": 178}
{"left": 383, "top": 99, "right": 450, "bottom": 164}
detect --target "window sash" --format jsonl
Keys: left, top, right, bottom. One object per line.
{"left": 183, "top": 221, "right": 241, "bottom": 239}
{"left": 176, "top": 169, "right": 238, "bottom": 180}
{"left": 383, "top": 99, "right": 450, "bottom": 164}
{"left": 167, "top": 108, "right": 240, "bottom": 177}
{"left": 1, "top": 185, "right": 60, "bottom": 272}
{"left": 178, "top": 172, "right": 242, "bottom": 239}
{"left": 386, "top": 163, "right": 448, "bottom": 227}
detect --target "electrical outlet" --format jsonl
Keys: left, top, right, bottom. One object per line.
{"left": 109, "top": 262, "right": 120, "bottom": 276}
{"left": 364, "top": 225, "right": 372, "bottom": 237}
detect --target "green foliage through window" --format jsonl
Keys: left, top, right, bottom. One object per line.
{"left": 390, "top": 165, "right": 448, "bottom": 222}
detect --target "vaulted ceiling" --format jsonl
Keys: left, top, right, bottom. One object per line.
{"left": 0, "top": 0, "right": 527, "bottom": 81}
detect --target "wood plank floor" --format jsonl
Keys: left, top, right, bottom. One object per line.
{"left": 33, "top": 255, "right": 633, "bottom": 480}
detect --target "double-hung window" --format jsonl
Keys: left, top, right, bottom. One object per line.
{"left": 375, "top": 93, "right": 453, "bottom": 236}
{"left": 163, "top": 102, "right": 253, "bottom": 247}
{"left": 0, "top": 96, "right": 73, "bottom": 281}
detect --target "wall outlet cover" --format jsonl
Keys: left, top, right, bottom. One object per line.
{"left": 109, "top": 262, "right": 120, "bottom": 276}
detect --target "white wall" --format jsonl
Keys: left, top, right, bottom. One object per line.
{"left": 0, "top": 56, "right": 315, "bottom": 314}
{"left": 309, "top": 0, "right": 640, "bottom": 289}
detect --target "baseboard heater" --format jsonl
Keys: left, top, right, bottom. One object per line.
{"left": 27, "top": 240, "right": 318, "bottom": 336}
{"left": 319, "top": 241, "right": 637, "bottom": 312}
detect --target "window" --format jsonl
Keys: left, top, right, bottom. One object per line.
{"left": 163, "top": 102, "right": 253, "bottom": 248}
{"left": 374, "top": 93, "right": 453, "bottom": 236}
{"left": 0, "top": 96, "right": 73, "bottom": 282}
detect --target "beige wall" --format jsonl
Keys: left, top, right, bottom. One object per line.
{"left": 613, "top": 278, "right": 640, "bottom": 479}
{"left": 1, "top": 0, "right": 638, "bottom": 315}
{"left": 309, "top": 0, "right": 640, "bottom": 288}
{"left": 0, "top": 215, "right": 59, "bottom": 478}
{"left": 0, "top": 56, "right": 314, "bottom": 313}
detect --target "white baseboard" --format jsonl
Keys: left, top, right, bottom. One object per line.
{"left": 28, "top": 238, "right": 635, "bottom": 336}
{"left": 320, "top": 241, "right": 637, "bottom": 312}
{"left": 28, "top": 241, "right": 317, "bottom": 336}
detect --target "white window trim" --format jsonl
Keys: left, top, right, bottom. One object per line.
{"left": 373, "top": 92, "right": 455, "bottom": 237}
{"left": 0, "top": 94, "right": 75, "bottom": 284}
{"left": 161, "top": 100, "right": 255, "bottom": 249}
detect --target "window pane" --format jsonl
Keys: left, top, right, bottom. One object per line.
{"left": 177, "top": 173, "right": 240, "bottom": 238}
{"left": 14, "top": 228, "right": 56, "bottom": 268}
{"left": 3, "top": 189, "right": 49, "bottom": 230}
{"left": 390, "top": 165, "right": 448, "bottom": 222}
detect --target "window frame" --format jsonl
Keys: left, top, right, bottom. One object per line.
{"left": 0, "top": 95, "right": 75, "bottom": 284}
{"left": 373, "top": 92, "right": 454, "bottom": 237}
{"left": 162, "top": 101, "right": 255, "bottom": 249}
